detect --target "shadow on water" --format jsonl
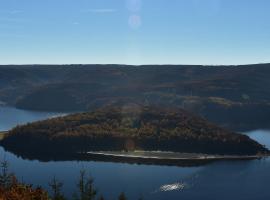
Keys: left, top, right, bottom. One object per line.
{"left": 1, "top": 143, "right": 266, "bottom": 168}
{"left": 1, "top": 106, "right": 270, "bottom": 199}
{"left": 1, "top": 130, "right": 270, "bottom": 200}
{"left": 1, "top": 145, "right": 216, "bottom": 167}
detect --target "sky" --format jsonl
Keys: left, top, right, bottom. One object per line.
{"left": 0, "top": 0, "right": 270, "bottom": 65}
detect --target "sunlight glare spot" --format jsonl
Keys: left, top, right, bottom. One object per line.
{"left": 128, "top": 15, "right": 141, "bottom": 29}
{"left": 159, "top": 182, "right": 187, "bottom": 192}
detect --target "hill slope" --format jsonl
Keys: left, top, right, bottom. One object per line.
{"left": 1, "top": 64, "right": 270, "bottom": 131}
{"left": 1, "top": 105, "right": 268, "bottom": 156}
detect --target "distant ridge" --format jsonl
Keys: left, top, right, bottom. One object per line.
{"left": 1, "top": 63, "right": 270, "bottom": 131}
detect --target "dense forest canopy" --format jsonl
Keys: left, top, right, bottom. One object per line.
{"left": 2, "top": 105, "right": 268, "bottom": 156}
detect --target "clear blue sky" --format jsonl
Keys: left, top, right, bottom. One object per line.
{"left": 0, "top": 0, "right": 270, "bottom": 65}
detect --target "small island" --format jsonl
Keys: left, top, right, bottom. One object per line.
{"left": 1, "top": 105, "right": 269, "bottom": 162}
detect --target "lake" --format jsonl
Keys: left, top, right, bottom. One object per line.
{"left": 0, "top": 106, "right": 270, "bottom": 200}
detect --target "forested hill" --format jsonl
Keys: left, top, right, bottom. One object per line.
{"left": 1, "top": 105, "right": 268, "bottom": 156}
{"left": 1, "top": 64, "right": 270, "bottom": 131}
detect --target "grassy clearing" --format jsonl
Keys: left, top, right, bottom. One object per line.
{"left": 0, "top": 131, "right": 7, "bottom": 140}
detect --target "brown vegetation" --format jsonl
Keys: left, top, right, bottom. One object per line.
{"left": 0, "top": 161, "right": 49, "bottom": 200}
{"left": 1, "top": 105, "right": 268, "bottom": 155}
{"left": 0, "top": 160, "right": 132, "bottom": 200}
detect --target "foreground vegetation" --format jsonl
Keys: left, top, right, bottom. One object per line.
{"left": 0, "top": 161, "right": 49, "bottom": 200}
{"left": 1, "top": 105, "right": 268, "bottom": 156}
{"left": 0, "top": 160, "right": 132, "bottom": 200}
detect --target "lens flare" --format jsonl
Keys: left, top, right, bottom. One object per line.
{"left": 128, "top": 15, "right": 141, "bottom": 29}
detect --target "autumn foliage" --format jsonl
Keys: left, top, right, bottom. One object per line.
{"left": 0, "top": 161, "right": 130, "bottom": 200}
{"left": 2, "top": 105, "right": 268, "bottom": 155}
{"left": 0, "top": 183, "right": 49, "bottom": 200}
{"left": 0, "top": 161, "right": 49, "bottom": 200}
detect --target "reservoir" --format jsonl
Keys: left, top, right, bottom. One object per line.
{"left": 0, "top": 106, "right": 269, "bottom": 200}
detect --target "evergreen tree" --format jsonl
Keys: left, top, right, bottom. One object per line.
{"left": 98, "top": 195, "right": 105, "bottom": 200}
{"left": 49, "top": 176, "right": 66, "bottom": 200}
{"left": 118, "top": 192, "right": 127, "bottom": 200}
{"left": 74, "top": 169, "right": 97, "bottom": 200}
{"left": 138, "top": 195, "right": 144, "bottom": 200}
{"left": 0, "top": 160, "right": 13, "bottom": 189}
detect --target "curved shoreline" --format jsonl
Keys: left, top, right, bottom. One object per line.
{"left": 80, "top": 151, "right": 270, "bottom": 167}
{"left": 85, "top": 151, "right": 268, "bottom": 161}
{"left": 2, "top": 146, "right": 268, "bottom": 167}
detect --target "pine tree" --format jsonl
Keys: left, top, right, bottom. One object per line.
{"left": 74, "top": 169, "right": 97, "bottom": 200}
{"left": 0, "top": 160, "right": 13, "bottom": 189}
{"left": 118, "top": 192, "right": 127, "bottom": 200}
{"left": 98, "top": 195, "right": 105, "bottom": 200}
{"left": 49, "top": 176, "right": 66, "bottom": 200}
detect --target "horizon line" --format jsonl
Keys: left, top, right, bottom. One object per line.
{"left": 0, "top": 62, "right": 269, "bottom": 67}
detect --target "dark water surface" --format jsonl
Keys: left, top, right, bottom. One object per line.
{"left": 0, "top": 106, "right": 270, "bottom": 200}
{"left": 0, "top": 106, "right": 67, "bottom": 131}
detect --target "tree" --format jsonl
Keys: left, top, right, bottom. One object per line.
{"left": 118, "top": 192, "right": 127, "bottom": 200}
{"left": 98, "top": 196, "right": 105, "bottom": 200}
{"left": 74, "top": 169, "right": 97, "bottom": 200}
{"left": 138, "top": 195, "right": 144, "bottom": 200}
{"left": 49, "top": 176, "right": 66, "bottom": 200}
{"left": 0, "top": 160, "right": 13, "bottom": 189}
{"left": 0, "top": 161, "right": 49, "bottom": 200}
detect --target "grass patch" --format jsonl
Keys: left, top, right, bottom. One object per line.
{"left": 0, "top": 131, "right": 7, "bottom": 140}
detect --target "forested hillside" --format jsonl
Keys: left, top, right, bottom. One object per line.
{"left": 1, "top": 64, "right": 270, "bottom": 130}
{"left": 2, "top": 105, "right": 268, "bottom": 156}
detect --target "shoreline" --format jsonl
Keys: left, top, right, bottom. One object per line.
{"left": 85, "top": 150, "right": 269, "bottom": 163}
{"left": 1, "top": 146, "right": 268, "bottom": 167}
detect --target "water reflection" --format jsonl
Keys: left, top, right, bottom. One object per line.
{"left": 0, "top": 146, "right": 201, "bottom": 199}
{"left": 1, "top": 106, "right": 270, "bottom": 199}
{"left": 159, "top": 182, "right": 187, "bottom": 192}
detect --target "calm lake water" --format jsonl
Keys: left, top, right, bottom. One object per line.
{"left": 0, "top": 106, "right": 270, "bottom": 200}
